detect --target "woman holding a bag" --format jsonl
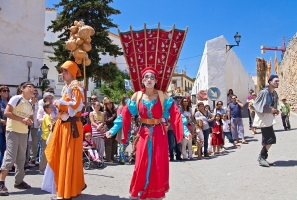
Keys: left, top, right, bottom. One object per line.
{"left": 195, "top": 102, "right": 214, "bottom": 157}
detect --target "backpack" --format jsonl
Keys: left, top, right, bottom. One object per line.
{"left": 136, "top": 90, "right": 165, "bottom": 114}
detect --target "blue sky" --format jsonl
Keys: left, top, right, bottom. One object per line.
{"left": 47, "top": 0, "right": 297, "bottom": 78}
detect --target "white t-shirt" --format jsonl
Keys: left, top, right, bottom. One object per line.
{"left": 196, "top": 128, "right": 204, "bottom": 140}
{"left": 6, "top": 95, "right": 33, "bottom": 134}
{"left": 222, "top": 119, "right": 230, "bottom": 132}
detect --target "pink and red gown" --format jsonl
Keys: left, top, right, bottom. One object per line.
{"left": 109, "top": 97, "right": 189, "bottom": 200}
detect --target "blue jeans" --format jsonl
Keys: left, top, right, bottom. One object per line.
{"left": 223, "top": 131, "right": 234, "bottom": 144}
{"left": 0, "top": 132, "right": 6, "bottom": 166}
{"left": 167, "top": 130, "right": 181, "bottom": 159}
{"left": 202, "top": 128, "right": 210, "bottom": 155}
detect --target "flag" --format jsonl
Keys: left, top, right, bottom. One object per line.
{"left": 274, "top": 51, "right": 278, "bottom": 74}
{"left": 267, "top": 58, "right": 272, "bottom": 80}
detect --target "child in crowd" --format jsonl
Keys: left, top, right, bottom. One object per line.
{"left": 195, "top": 119, "right": 204, "bottom": 159}
{"left": 40, "top": 102, "right": 53, "bottom": 174}
{"left": 89, "top": 102, "right": 105, "bottom": 159}
{"left": 211, "top": 114, "right": 223, "bottom": 154}
{"left": 83, "top": 132, "right": 101, "bottom": 162}
{"left": 280, "top": 98, "right": 291, "bottom": 131}
{"left": 222, "top": 113, "right": 238, "bottom": 149}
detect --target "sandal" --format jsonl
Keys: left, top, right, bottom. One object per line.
{"left": 242, "top": 141, "right": 249, "bottom": 144}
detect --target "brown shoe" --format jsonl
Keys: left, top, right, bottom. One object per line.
{"left": 14, "top": 181, "right": 31, "bottom": 189}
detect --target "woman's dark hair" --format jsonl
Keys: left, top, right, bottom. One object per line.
{"left": 214, "top": 113, "right": 223, "bottom": 125}
{"left": 194, "top": 107, "right": 198, "bottom": 113}
{"left": 181, "top": 97, "right": 190, "bottom": 112}
{"left": 228, "top": 89, "right": 234, "bottom": 95}
{"left": 216, "top": 101, "right": 223, "bottom": 106}
{"left": 104, "top": 101, "right": 115, "bottom": 112}
{"left": 204, "top": 105, "right": 210, "bottom": 110}
{"left": 121, "top": 95, "right": 129, "bottom": 106}
{"left": 0, "top": 85, "right": 10, "bottom": 101}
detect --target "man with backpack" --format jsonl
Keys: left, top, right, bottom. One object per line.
{"left": 0, "top": 82, "right": 34, "bottom": 196}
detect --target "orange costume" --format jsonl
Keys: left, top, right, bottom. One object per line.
{"left": 45, "top": 61, "right": 86, "bottom": 199}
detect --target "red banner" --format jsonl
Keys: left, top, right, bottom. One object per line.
{"left": 119, "top": 25, "right": 187, "bottom": 92}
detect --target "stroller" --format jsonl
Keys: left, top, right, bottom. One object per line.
{"left": 82, "top": 149, "right": 104, "bottom": 170}
{"left": 82, "top": 124, "right": 104, "bottom": 169}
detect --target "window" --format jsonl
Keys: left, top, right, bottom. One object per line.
{"left": 95, "top": 79, "right": 102, "bottom": 88}
{"left": 58, "top": 74, "right": 64, "bottom": 84}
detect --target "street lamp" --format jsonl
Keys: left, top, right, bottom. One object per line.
{"left": 41, "top": 64, "right": 49, "bottom": 79}
{"left": 226, "top": 32, "right": 241, "bottom": 52}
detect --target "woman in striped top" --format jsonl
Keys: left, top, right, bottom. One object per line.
{"left": 90, "top": 101, "right": 105, "bottom": 158}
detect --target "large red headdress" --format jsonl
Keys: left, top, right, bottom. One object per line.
{"left": 118, "top": 23, "right": 188, "bottom": 92}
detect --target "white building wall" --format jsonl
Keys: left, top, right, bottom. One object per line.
{"left": 44, "top": 9, "right": 63, "bottom": 96}
{"left": 192, "top": 36, "right": 254, "bottom": 108}
{"left": 192, "top": 45, "right": 209, "bottom": 104}
{"left": 0, "top": 0, "right": 46, "bottom": 94}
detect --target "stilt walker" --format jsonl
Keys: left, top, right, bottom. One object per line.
{"left": 45, "top": 20, "right": 94, "bottom": 199}
{"left": 106, "top": 23, "right": 190, "bottom": 200}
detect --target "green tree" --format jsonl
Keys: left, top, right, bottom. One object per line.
{"left": 45, "top": 0, "right": 123, "bottom": 90}
{"left": 99, "top": 67, "right": 132, "bottom": 104}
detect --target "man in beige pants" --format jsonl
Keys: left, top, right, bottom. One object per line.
{"left": 0, "top": 82, "right": 34, "bottom": 196}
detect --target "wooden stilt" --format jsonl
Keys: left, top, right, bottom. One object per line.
{"left": 160, "top": 24, "right": 175, "bottom": 90}
{"left": 154, "top": 22, "right": 161, "bottom": 69}
{"left": 118, "top": 28, "right": 132, "bottom": 81}
{"left": 130, "top": 26, "right": 142, "bottom": 90}
{"left": 83, "top": 57, "right": 87, "bottom": 105}
{"left": 144, "top": 23, "right": 147, "bottom": 68}
{"left": 166, "top": 27, "right": 188, "bottom": 91}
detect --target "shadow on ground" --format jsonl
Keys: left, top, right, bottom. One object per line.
{"left": 75, "top": 194, "right": 130, "bottom": 200}
{"left": 273, "top": 160, "right": 297, "bottom": 167}
{"left": 10, "top": 187, "right": 48, "bottom": 195}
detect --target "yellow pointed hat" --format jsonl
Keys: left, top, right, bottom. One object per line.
{"left": 60, "top": 61, "right": 82, "bottom": 79}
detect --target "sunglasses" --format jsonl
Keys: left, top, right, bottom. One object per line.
{"left": 91, "top": 98, "right": 97, "bottom": 100}
{"left": 143, "top": 76, "right": 156, "bottom": 80}
{"left": 1, "top": 90, "right": 9, "bottom": 93}
{"left": 34, "top": 93, "right": 38, "bottom": 95}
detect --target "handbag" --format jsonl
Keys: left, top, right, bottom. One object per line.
{"left": 253, "top": 111, "right": 276, "bottom": 128}
{"left": 198, "top": 110, "right": 214, "bottom": 127}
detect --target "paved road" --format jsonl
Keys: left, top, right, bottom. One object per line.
{"left": 4, "top": 115, "right": 297, "bottom": 200}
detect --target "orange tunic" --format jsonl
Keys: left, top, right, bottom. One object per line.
{"left": 45, "top": 81, "right": 85, "bottom": 199}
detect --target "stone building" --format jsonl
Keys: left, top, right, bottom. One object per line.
{"left": 191, "top": 36, "right": 255, "bottom": 108}
{"left": 167, "top": 69, "right": 194, "bottom": 97}
{"left": 277, "top": 33, "right": 297, "bottom": 111}
{"left": 0, "top": 0, "right": 46, "bottom": 94}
